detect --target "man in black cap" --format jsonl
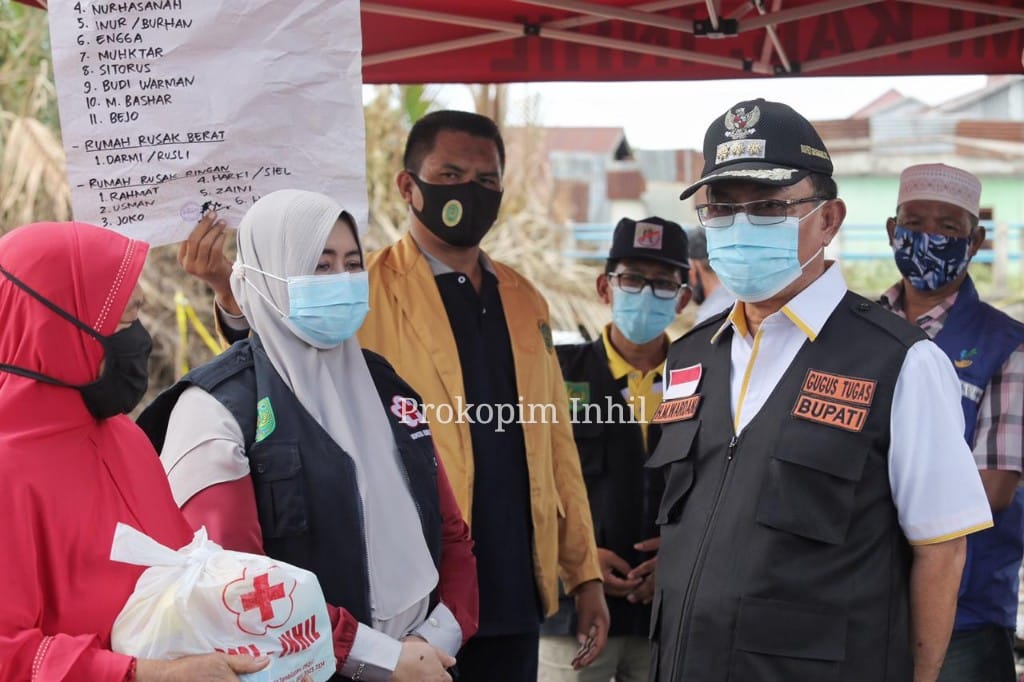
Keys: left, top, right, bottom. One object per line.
{"left": 539, "top": 217, "right": 690, "bottom": 682}
{"left": 648, "top": 99, "right": 992, "bottom": 681}
{"left": 685, "top": 226, "right": 734, "bottom": 324}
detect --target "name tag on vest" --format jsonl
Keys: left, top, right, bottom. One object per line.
{"left": 652, "top": 395, "right": 701, "bottom": 424}
{"left": 791, "top": 369, "right": 876, "bottom": 433}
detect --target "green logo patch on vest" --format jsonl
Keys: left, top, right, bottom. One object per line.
{"left": 255, "top": 397, "right": 276, "bottom": 442}
{"left": 565, "top": 381, "right": 591, "bottom": 406}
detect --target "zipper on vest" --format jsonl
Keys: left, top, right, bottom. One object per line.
{"left": 671, "top": 433, "right": 740, "bottom": 675}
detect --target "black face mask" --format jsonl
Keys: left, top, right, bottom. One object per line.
{"left": 408, "top": 173, "right": 503, "bottom": 247}
{"left": 0, "top": 265, "right": 152, "bottom": 419}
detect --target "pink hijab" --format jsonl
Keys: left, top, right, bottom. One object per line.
{"left": 0, "top": 222, "right": 192, "bottom": 681}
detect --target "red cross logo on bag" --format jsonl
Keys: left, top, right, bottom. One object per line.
{"left": 223, "top": 567, "right": 297, "bottom": 635}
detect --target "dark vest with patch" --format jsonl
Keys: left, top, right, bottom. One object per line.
{"left": 540, "top": 339, "right": 664, "bottom": 638}
{"left": 138, "top": 337, "right": 443, "bottom": 626}
{"left": 930, "top": 276, "right": 1024, "bottom": 631}
{"left": 647, "top": 293, "right": 925, "bottom": 682}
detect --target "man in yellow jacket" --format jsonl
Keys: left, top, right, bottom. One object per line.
{"left": 181, "top": 110, "right": 606, "bottom": 680}
{"left": 359, "top": 110, "right": 606, "bottom": 680}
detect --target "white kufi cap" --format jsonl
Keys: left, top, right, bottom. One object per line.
{"left": 897, "top": 163, "right": 981, "bottom": 218}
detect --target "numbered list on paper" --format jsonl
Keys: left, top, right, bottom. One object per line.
{"left": 49, "top": 0, "right": 367, "bottom": 245}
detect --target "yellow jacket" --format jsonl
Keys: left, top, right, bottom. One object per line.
{"left": 358, "top": 234, "right": 601, "bottom": 616}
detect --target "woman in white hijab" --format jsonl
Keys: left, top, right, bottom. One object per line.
{"left": 140, "top": 190, "right": 477, "bottom": 682}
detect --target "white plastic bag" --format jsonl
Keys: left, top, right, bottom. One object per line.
{"left": 110, "top": 523, "right": 334, "bottom": 682}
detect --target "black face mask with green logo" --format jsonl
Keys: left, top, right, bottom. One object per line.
{"left": 408, "top": 173, "right": 503, "bottom": 247}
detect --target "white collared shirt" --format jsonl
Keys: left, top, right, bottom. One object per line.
{"left": 710, "top": 263, "right": 991, "bottom": 545}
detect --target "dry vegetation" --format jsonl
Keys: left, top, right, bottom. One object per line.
{"left": 1, "top": 9, "right": 611, "bottom": 402}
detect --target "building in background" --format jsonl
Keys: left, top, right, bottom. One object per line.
{"left": 506, "top": 76, "right": 1024, "bottom": 277}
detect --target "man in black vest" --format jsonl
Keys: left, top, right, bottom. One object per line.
{"left": 649, "top": 99, "right": 993, "bottom": 682}
{"left": 539, "top": 217, "right": 691, "bottom": 681}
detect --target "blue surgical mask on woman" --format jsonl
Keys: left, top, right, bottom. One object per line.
{"left": 238, "top": 264, "right": 370, "bottom": 347}
{"left": 706, "top": 204, "right": 824, "bottom": 303}
{"left": 612, "top": 288, "right": 678, "bottom": 344}
{"left": 891, "top": 225, "right": 971, "bottom": 292}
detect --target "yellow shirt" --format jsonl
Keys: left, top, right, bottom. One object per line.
{"left": 601, "top": 325, "right": 664, "bottom": 447}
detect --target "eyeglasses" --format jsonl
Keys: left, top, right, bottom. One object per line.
{"left": 607, "top": 272, "right": 686, "bottom": 300}
{"left": 696, "top": 196, "right": 828, "bottom": 228}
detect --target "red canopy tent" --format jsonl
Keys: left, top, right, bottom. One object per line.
{"left": 18, "top": 0, "right": 1024, "bottom": 82}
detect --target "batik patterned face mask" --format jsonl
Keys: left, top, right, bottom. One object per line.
{"left": 891, "top": 225, "right": 971, "bottom": 291}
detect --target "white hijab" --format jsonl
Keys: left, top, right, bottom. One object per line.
{"left": 230, "top": 189, "right": 437, "bottom": 633}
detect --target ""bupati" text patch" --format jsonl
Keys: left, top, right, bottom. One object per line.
{"left": 791, "top": 370, "right": 876, "bottom": 432}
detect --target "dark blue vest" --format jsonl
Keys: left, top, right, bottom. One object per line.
{"left": 931, "top": 276, "right": 1024, "bottom": 631}
{"left": 138, "top": 337, "right": 443, "bottom": 626}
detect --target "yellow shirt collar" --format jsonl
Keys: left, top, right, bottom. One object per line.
{"left": 709, "top": 263, "right": 846, "bottom": 344}
{"left": 602, "top": 325, "right": 635, "bottom": 380}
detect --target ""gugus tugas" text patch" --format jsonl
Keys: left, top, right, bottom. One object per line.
{"left": 791, "top": 369, "right": 876, "bottom": 432}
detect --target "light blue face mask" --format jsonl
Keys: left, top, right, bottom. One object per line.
{"left": 239, "top": 264, "right": 370, "bottom": 348}
{"left": 706, "top": 206, "right": 824, "bottom": 303}
{"left": 612, "top": 287, "right": 678, "bottom": 344}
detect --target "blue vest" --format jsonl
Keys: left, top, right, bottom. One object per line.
{"left": 931, "top": 276, "right": 1024, "bottom": 631}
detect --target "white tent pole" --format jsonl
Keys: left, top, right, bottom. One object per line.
{"left": 741, "top": 0, "right": 879, "bottom": 31}
{"left": 753, "top": 0, "right": 792, "bottom": 73}
{"left": 363, "top": 1, "right": 763, "bottom": 72}
{"left": 803, "top": 17, "right": 1024, "bottom": 72}
{"left": 705, "top": 0, "right": 721, "bottom": 30}
{"left": 554, "top": 1, "right": 703, "bottom": 30}
{"left": 364, "top": 34, "right": 512, "bottom": 67}
{"left": 364, "top": 0, "right": 697, "bottom": 67}
{"left": 513, "top": 0, "right": 696, "bottom": 33}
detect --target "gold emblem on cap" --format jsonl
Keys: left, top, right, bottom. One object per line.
{"left": 442, "top": 199, "right": 463, "bottom": 227}
{"left": 715, "top": 139, "right": 766, "bottom": 164}
{"left": 724, "top": 105, "right": 760, "bottom": 140}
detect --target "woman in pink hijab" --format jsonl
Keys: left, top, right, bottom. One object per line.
{"left": 0, "top": 222, "right": 269, "bottom": 681}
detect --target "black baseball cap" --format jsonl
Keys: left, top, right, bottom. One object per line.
{"left": 679, "top": 98, "right": 833, "bottom": 200}
{"left": 609, "top": 217, "right": 689, "bottom": 270}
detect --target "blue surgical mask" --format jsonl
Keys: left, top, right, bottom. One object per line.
{"left": 239, "top": 265, "right": 370, "bottom": 348}
{"left": 612, "top": 288, "right": 677, "bottom": 344}
{"left": 891, "top": 225, "right": 971, "bottom": 292}
{"left": 706, "top": 207, "right": 823, "bottom": 303}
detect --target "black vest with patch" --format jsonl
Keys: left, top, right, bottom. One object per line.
{"left": 138, "top": 337, "right": 443, "bottom": 625}
{"left": 540, "top": 338, "right": 664, "bottom": 638}
{"left": 647, "top": 293, "right": 925, "bottom": 682}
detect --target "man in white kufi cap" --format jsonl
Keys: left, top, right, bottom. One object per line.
{"left": 880, "top": 162, "right": 1024, "bottom": 682}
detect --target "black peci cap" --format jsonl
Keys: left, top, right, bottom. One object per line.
{"left": 679, "top": 98, "right": 833, "bottom": 200}
{"left": 609, "top": 216, "right": 689, "bottom": 270}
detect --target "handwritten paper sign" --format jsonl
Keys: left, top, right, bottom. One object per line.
{"left": 49, "top": 0, "right": 366, "bottom": 245}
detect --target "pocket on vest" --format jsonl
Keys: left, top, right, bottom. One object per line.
{"left": 248, "top": 440, "right": 310, "bottom": 539}
{"left": 728, "top": 595, "right": 846, "bottom": 682}
{"left": 646, "top": 420, "right": 699, "bottom": 525}
{"left": 755, "top": 426, "right": 868, "bottom": 545}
